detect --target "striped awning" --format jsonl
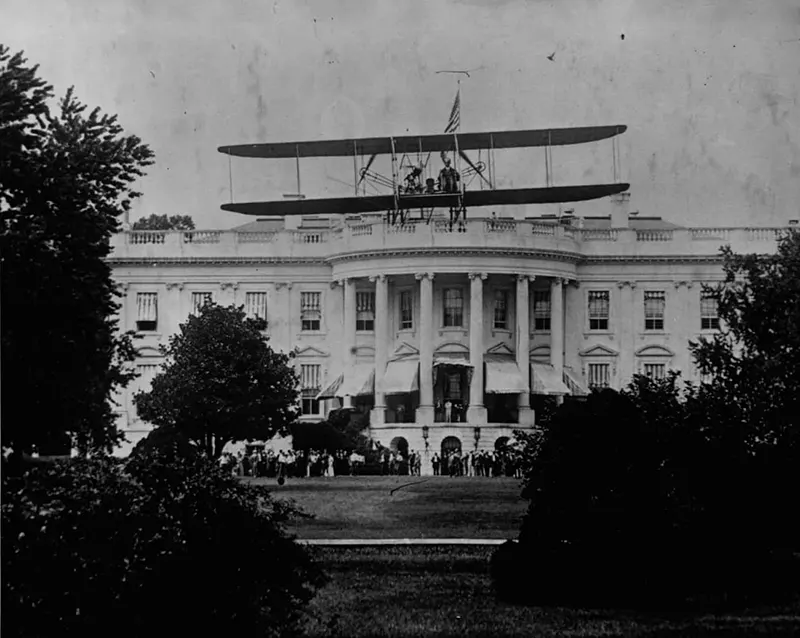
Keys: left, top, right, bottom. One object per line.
{"left": 530, "top": 363, "right": 570, "bottom": 395}
{"left": 315, "top": 373, "right": 343, "bottom": 401}
{"left": 563, "top": 367, "right": 590, "bottom": 396}
{"left": 336, "top": 365, "right": 375, "bottom": 398}
{"left": 433, "top": 352, "right": 472, "bottom": 367}
{"left": 485, "top": 358, "right": 528, "bottom": 394}
{"left": 381, "top": 359, "right": 420, "bottom": 395}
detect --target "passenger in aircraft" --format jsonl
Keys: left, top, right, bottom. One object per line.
{"left": 438, "top": 158, "right": 460, "bottom": 193}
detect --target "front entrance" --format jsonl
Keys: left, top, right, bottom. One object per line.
{"left": 440, "top": 436, "right": 463, "bottom": 477}
{"left": 434, "top": 365, "right": 469, "bottom": 422}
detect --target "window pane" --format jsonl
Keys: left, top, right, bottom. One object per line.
{"left": 644, "top": 291, "right": 665, "bottom": 331}
{"left": 400, "top": 291, "right": 413, "bottom": 329}
{"left": 191, "top": 292, "right": 213, "bottom": 314}
{"left": 301, "top": 292, "right": 322, "bottom": 331}
{"left": 493, "top": 290, "right": 507, "bottom": 329}
{"left": 700, "top": 291, "right": 719, "bottom": 330}
{"left": 533, "top": 290, "right": 551, "bottom": 331}
{"left": 588, "top": 291, "right": 610, "bottom": 330}
{"left": 245, "top": 292, "right": 268, "bottom": 321}
{"left": 443, "top": 288, "right": 463, "bottom": 327}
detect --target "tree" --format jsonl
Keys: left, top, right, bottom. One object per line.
{"left": 2, "top": 449, "right": 326, "bottom": 637}
{"left": 134, "top": 303, "right": 300, "bottom": 458}
{"left": 0, "top": 46, "right": 153, "bottom": 456}
{"left": 691, "top": 229, "right": 800, "bottom": 453}
{"left": 690, "top": 229, "right": 800, "bottom": 551}
{"left": 131, "top": 213, "right": 195, "bottom": 231}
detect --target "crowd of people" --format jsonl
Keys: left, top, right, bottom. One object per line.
{"left": 218, "top": 443, "right": 524, "bottom": 479}
{"left": 431, "top": 448, "right": 524, "bottom": 478}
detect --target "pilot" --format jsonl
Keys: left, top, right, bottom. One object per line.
{"left": 438, "top": 158, "right": 460, "bottom": 193}
{"left": 404, "top": 166, "right": 423, "bottom": 193}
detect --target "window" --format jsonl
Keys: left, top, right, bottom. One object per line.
{"left": 300, "top": 292, "right": 322, "bottom": 331}
{"left": 136, "top": 364, "right": 159, "bottom": 391}
{"left": 446, "top": 373, "right": 461, "bottom": 399}
{"left": 588, "top": 363, "right": 610, "bottom": 389}
{"left": 588, "top": 291, "right": 610, "bottom": 331}
{"left": 493, "top": 290, "right": 508, "bottom": 329}
{"left": 300, "top": 364, "right": 321, "bottom": 416}
{"left": 356, "top": 291, "right": 375, "bottom": 332}
{"left": 399, "top": 290, "right": 413, "bottom": 330}
{"left": 643, "top": 363, "right": 666, "bottom": 380}
{"left": 136, "top": 293, "right": 158, "bottom": 331}
{"left": 533, "top": 290, "right": 551, "bottom": 331}
{"left": 644, "top": 290, "right": 666, "bottom": 331}
{"left": 700, "top": 291, "right": 719, "bottom": 330}
{"left": 443, "top": 288, "right": 464, "bottom": 327}
{"left": 245, "top": 292, "right": 268, "bottom": 324}
{"left": 191, "top": 292, "right": 213, "bottom": 315}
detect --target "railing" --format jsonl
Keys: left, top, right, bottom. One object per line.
{"left": 691, "top": 228, "right": 731, "bottom": 241}
{"left": 128, "top": 231, "right": 166, "bottom": 244}
{"left": 110, "top": 222, "right": 793, "bottom": 261}
{"left": 237, "top": 232, "right": 278, "bottom": 243}
{"left": 635, "top": 229, "right": 673, "bottom": 242}
{"left": 580, "top": 229, "right": 618, "bottom": 241}
{"left": 183, "top": 231, "right": 221, "bottom": 243}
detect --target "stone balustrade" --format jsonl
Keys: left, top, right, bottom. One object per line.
{"left": 109, "top": 221, "right": 794, "bottom": 261}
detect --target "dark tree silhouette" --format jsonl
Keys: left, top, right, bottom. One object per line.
{"left": 134, "top": 303, "right": 300, "bottom": 458}
{"left": 0, "top": 45, "right": 153, "bottom": 456}
{"left": 131, "top": 213, "right": 195, "bottom": 230}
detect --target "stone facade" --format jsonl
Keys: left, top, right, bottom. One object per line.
{"left": 109, "top": 199, "right": 794, "bottom": 465}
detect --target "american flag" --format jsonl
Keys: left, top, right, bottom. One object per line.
{"left": 444, "top": 89, "right": 461, "bottom": 133}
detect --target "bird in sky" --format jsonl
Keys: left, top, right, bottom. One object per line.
{"left": 547, "top": 51, "right": 556, "bottom": 62}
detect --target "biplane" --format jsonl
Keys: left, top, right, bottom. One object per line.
{"left": 218, "top": 124, "right": 629, "bottom": 226}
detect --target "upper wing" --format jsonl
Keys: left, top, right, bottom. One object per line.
{"left": 218, "top": 125, "right": 627, "bottom": 159}
{"left": 220, "top": 183, "right": 630, "bottom": 216}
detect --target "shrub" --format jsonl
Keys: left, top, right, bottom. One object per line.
{"left": 2, "top": 449, "right": 326, "bottom": 638}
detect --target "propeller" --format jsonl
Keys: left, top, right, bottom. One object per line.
{"left": 458, "top": 150, "right": 492, "bottom": 188}
{"left": 356, "top": 153, "right": 378, "bottom": 188}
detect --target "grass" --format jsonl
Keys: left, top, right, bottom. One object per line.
{"left": 254, "top": 475, "right": 528, "bottom": 539}
{"left": 301, "top": 546, "right": 800, "bottom": 638}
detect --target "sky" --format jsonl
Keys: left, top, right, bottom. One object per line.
{"left": 3, "top": 0, "right": 799, "bottom": 229}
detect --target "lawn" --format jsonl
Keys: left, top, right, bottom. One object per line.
{"left": 300, "top": 546, "right": 800, "bottom": 638}
{"left": 254, "top": 475, "right": 528, "bottom": 539}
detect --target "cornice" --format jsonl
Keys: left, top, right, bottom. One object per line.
{"left": 107, "top": 257, "right": 328, "bottom": 266}
{"left": 327, "top": 247, "right": 584, "bottom": 265}
{"left": 580, "top": 255, "right": 726, "bottom": 265}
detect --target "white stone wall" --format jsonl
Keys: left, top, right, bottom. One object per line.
{"left": 108, "top": 221, "right": 790, "bottom": 456}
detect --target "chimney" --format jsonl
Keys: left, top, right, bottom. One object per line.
{"left": 610, "top": 192, "right": 630, "bottom": 228}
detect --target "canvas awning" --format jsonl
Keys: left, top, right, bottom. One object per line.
{"left": 485, "top": 358, "right": 528, "bottom": 394}
{"left": 336, "top": 365, "right": 375, "bottom": 398}
{"left": 563, "top": 366, "right": 590, "bottom": 396}
{"left": 315, "top": 374, "right": 343, "bottom": 401}
{"left": 530, "top": 363, "right": 570, "bottom": 395}
{"left": 433, "top": 352, "right": 473, "bottom": 367}
{"left": 380, "top": 359, "right": 420, "bottom": 395}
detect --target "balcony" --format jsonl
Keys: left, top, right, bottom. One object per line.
{"left": 108, "top": 223, "right": 793, "bottom": 263}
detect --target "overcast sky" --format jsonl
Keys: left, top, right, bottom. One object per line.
{"left": 4, "top": 0, "right": 799, "bottom": 228}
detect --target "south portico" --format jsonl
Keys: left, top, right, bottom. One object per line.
{"left": 321, "top": 261, "right": 575, "bottom": 440}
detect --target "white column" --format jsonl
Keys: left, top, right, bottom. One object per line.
{"left": 371, "top": 274, "right": 388, "bottom": 425}
{"left": 342, "top": 277, "right": 356, "bottom": 408}
{"left": 550, "top": 278, "right": 565, "bottom": 405}
{"left": 617, "top": 281, "right": 636, "bottom": 385}
{"left": 467, "top": 272, "right": 487, "bottom": 423}
{"left": 516, "top": 275, "right": 534, "bottom": 425}
{"left": 416, "top": 272, "right": 434, "bottom": 422}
